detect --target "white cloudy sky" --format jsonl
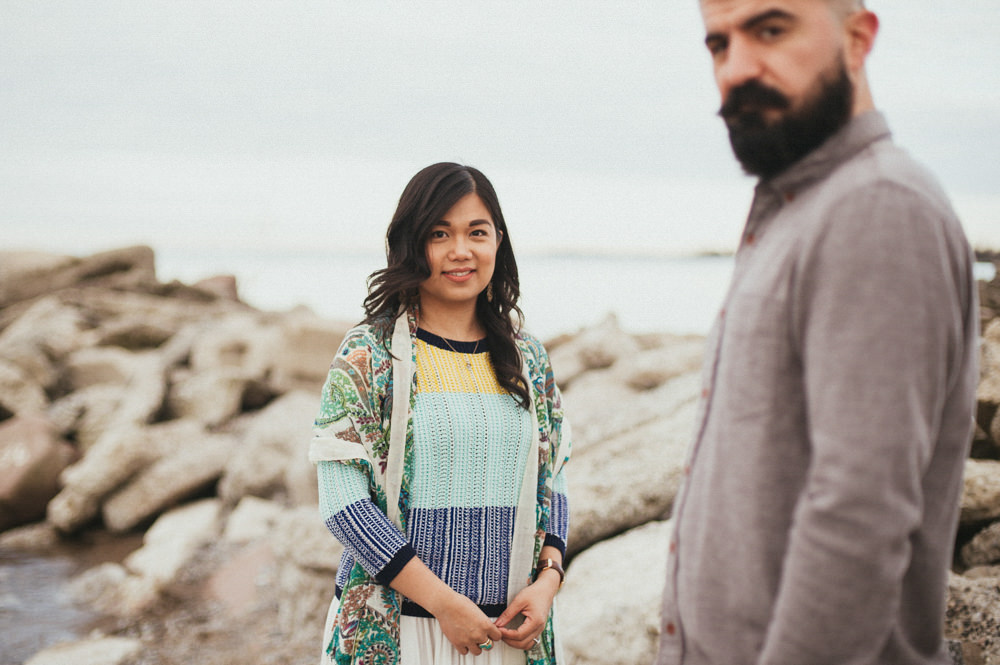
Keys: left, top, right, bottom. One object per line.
{"left": 2, "top": 1, "right": 999, "bottom": 259}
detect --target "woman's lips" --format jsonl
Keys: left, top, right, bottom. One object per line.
{"left": 443, "top": 269, "right": 474, "bottom": 283}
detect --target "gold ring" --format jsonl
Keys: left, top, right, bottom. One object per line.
{"left": 478, "top": 638, "right": 494, "bottom": 651}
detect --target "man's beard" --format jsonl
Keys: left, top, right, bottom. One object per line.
{"left": 719, "top": 58, "right": 854, "bottom": 179}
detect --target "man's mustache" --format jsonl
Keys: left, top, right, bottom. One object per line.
{"left": 719, "top": 81, "right": 791, "bottom": 120}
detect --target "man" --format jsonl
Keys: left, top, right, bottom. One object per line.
{"left": 657, "top": 2, "right": 979, "bottom": 664}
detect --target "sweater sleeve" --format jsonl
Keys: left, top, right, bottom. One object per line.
{"left": 544, "top": 467, "right": 570, "bottom": 556}
{"left": 317, "top": 460, "right": 417, "bottom": 585}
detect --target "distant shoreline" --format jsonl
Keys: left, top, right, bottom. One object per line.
{"left": 976, "top": 248, "right": 1000, "bottom": 264}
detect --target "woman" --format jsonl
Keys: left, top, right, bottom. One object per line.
{"left": 310, "top": 163, "right": 571, "bottom": 665}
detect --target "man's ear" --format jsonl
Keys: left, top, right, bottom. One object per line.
{"left": 844, "top": 9, "right": 879, "bottom": 73}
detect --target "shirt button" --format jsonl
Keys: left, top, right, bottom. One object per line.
{"left": 746, "top": 233, "right": 756, "bottom": 245}
{"left": 669, "top": 541, "right": 677, "bottom": 553}
{"left": 665, "top": 622, "right": 677, "bottom": 636}
{"left": 701, "top": 388, "right": 709, "bottom": 399}
{"left": 784, "top": 190, "right": 796, "bottom": 202}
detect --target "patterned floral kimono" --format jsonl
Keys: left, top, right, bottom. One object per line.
{"left": 309, "top": 307, "right": 571, "bottom": 665}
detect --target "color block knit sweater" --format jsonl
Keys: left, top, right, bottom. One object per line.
{"left": 318, "top": 328, "right": 570, "bottom": 616}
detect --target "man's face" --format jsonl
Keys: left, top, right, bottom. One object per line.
{"left": 700, "top": 0, "right": 855, "bottom": 177}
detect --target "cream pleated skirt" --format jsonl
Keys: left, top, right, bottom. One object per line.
{"left": 400, "top": 616, "right": 525, "bottom": 665}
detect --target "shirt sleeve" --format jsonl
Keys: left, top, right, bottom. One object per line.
{"left": 756, "top": 182, "right": 972, "bottom": 664}
{"left": 317, "top": 460, "right": 416, "bottom": 585}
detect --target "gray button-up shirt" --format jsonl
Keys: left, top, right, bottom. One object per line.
{"left": 657, "top": 111, "right": 979, "bottom": 665}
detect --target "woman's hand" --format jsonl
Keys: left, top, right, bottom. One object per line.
{"left": 495, "top": 569, "right": 561, "bottom": 651}
{"left": 434, "top": 593, "right": 503, "bottom": 656}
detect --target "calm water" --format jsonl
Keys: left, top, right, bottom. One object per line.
{"left": 158, "top": 249, "right": 997, "bottom": 340}
{"left": 0, "top": 550, "right": 97, "bottom": 664}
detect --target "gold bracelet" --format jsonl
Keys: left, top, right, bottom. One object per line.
{"left": 535, "top": 558, "right": 565, "bottom": 589}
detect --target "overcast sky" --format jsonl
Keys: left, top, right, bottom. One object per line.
{"left": 3, "top": 1, "right": 999, "bottom": 257}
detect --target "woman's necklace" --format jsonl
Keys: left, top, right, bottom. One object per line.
{"left": 440, "top": 336, "right": 481, "bottom": 370}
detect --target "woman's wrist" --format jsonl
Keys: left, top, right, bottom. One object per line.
{"left": 534, "top": 557, "right": 565, "bottom": 590}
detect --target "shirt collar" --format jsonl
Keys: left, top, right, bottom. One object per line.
{"left": 758, "top": 110, "right": 892, "bottom": 197}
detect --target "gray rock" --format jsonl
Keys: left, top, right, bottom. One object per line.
{"left": 0, "top": 519, "right": 60, "bottom": 551}
{"left": 46, "top": 384, "right": 125, "bottom": 453}
{"left": 566, "top": 367, "right": 701, "bottom": 455}
{"left": 49, "top": 412, "right": 171, "bottom": 532}
{"left": 268, "top": 505, "right": 343, "bottom": 573}
{"left": 0, "top": 296, "right": 89, "bottom": 389}
{"left": 964, "top": 565, "right": 1000, "bottom": 580}
{"left": 63, "top": 346, "right": 144, "bottom": 392}
{"left": 102, "top": 426, "right": 236, "bottom": 532}
{"left": 961, "top": 460, "right": 1000, "bottom": 526}
{"left": 219, "top": 390, "right": 320, "bottom": 506}
{"left": 188, "top": 311, "right": 280, "bottom": 379}
{"left": 548, "top": 314, "right": 642, "bottom": 388}
{"left": 0, "top": 416, "right": 76, "bottom": 531}
{"left": 962, "top": 521, "right": 1000, "bottom": 568}
{"left": 270, "top": 311, "right": 352, "bottom": 393}
{"left": 0, "top": 245, "right": 156, "bottom": 309}
{"left": 124, "top": 499, "right": 222, "bottom": 585}
{"left": 223, "top": 496, "right": 285, "bottom": 544}
{"left": 560, "top": 520, "right": 670, "bottom": 665}
{"left": 0, "top": 358, "right": 48, "bottom": 417}
{"left": 166, "top": 366, "right": 250, "bottom": 427}
{"left": 977, "top": 320, "right": 1000, "bottom": 412}
{"left": 24, "top": 636, "right": 143, "bottom": 665}
{"left": 946, "top": 571, "right": 1000, "bottom": 664}
{"left": 567, "top": 396, "right": 695, "bottom": 556}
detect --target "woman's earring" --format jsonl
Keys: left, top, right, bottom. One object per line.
{"left": 486, "top": 283, "right": 494, "bottom": 302}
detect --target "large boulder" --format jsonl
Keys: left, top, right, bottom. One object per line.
{"left": 0, "top": 245, "right": 157, "bottom": 309}
{"left": 188, "top": 311, "right": 280, "bottom": 379}
{"left": 219, "top": 390, "right": 320, "bottom": 506}
{"left": 565, "top": 366, "right": 701, "bottom": 455}
{"left": 0, "top": 296, "right": 90, "bottom": 390}
{"left": 548, "top": 314, "right": 643, "bottom": 388}
{"left": 102, "top": 423, "right": 236, "bottom": 532}
{"left": 560, "top": 520, "right": 670, "bottom": 665}
{"left": 567, "top": 394, "right": 696, "bottom": 557}
{"left": 166, "top": 366, "right": 252, "bottom": 427}
{"left": 270, "top": 310, "right": 352, "bottom": 393}
{"left": 123, "top": 499, "right": 223, "bottom": 585}
{"left": 961, "top": 521, "right": 1000, "bottom": 569}
{"left": 961, "top": 460, "right": 1000, "bottom": 526}
{"left": 0, "top": 416, "right": 76, "bottom": 531}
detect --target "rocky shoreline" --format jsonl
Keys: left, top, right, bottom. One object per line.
{"left": 1, "top": 246, "right": 999, "bottom": 665}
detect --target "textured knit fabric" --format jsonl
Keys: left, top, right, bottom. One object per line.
{"left": 657, "top": 112, "right": 979, "bottom": 665}
{"left": 318, "top": 329, "right": 569, "bottom": 615}
{"left": 311, "top": 307, "right": 571, "bottom": 665}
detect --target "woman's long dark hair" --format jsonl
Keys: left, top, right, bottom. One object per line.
{"left": 363, "top": 162, "right": 530, "bottom": 407}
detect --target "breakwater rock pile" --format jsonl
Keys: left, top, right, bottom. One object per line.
{"left": 0, "top": 247, "right": 999, "bottom": 665}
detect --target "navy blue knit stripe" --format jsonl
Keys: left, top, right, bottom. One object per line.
{"left": 406, "top": 505, "right": 515, "bottom": 606}
{"left": 324, "top": 499, "right": 409, "bottom": 577}
{"left": 549, "top": 490, "right": 570, "bottom": 547}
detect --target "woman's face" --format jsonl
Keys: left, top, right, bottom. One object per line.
{"left": 418, "top": 192, "right": 501, "bottom": 315}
